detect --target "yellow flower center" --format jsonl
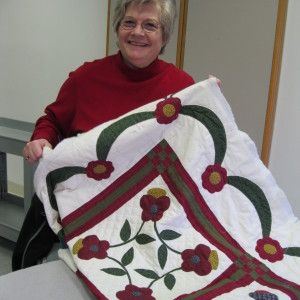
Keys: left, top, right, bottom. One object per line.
{"left": 93, "top": 164, "right": 106, "bottom": 174}
{"left": 72, "top": 238, "right": 83, "bottom": 255}
{"left": 209, "top": 250, "right": 219, "bottom": 270}
{"left": 163, "top": 104, "right": 176, "bottom": 117}
{"left": 264, "top": 243, "right": 277, "bottom": 255}
{"left": 209, "top": 172, "right": 221, "bottom": 185}
{"left": 147, "top": 188, "right": 167, "bottom": 199}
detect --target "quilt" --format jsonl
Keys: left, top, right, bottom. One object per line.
{"left": 34, "top": 79, "right": 300, "bottom": 300}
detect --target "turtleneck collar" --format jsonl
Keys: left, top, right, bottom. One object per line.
{"left": 116, "top": 51, "right": 164, "bottom": 82}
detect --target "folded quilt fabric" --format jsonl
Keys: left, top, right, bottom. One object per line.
{"left": 35, "top": 79, "right": 300, "bottom": 300}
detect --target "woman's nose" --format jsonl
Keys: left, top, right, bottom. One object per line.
{"left": 131, "top": 23, "right": 145, "bottom": 35}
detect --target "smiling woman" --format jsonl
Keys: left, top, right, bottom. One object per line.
{"left": 14, "top": 0, "right": 195, "bottom": 270}
{"left": 108, "top": 0, "right": 181, "bottom": 65}
{"left": 107, "top": 0, "right": 288, "bottom": 165}
{"left": 116, "top": 2, "right": 165, "bottom": 68}
{"left": 22, "top": 0, "right": 194, "bottom": 164}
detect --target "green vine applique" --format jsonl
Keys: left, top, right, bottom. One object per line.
{"left": 227, "top": 176, "right": 300, "bottom": 260}
{"left": 72, "top": 188, "right": 219, "bottom": 298}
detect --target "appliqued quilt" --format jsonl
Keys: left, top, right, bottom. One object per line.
{"left": 35, "top": 79, "right": 300, "bottom": 299}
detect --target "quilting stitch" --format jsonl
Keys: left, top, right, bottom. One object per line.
{"left": 48, "top": 139, "right": 300, "bottom": 299}
{"left": 36, "top": 80, "right": 300, "bottom": 299}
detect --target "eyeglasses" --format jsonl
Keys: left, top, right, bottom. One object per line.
{"left": 120, "top": 17, "right": 161, "bottom": 33}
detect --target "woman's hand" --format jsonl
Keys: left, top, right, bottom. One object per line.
{"left": 23, "top": 138, "right": 53, "bottom": 163}
{"left": 208, "top": 75, "right": 221, "bottom": 88}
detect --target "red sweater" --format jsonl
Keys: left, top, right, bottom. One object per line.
{"left": 31, "top": 52, "right": 195, "bottom": 147}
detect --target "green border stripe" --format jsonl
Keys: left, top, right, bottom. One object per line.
{"left": 181, "top": 268, "right": 247, "bottom": 299}
{"left": 262, "top": 273, "right": 300, "bottom": 298}
{"left": 64, "top": 161, "right": 155, "bottom": 235}
{"left": 167, "top": 164, "right": 242, "bottom": 257}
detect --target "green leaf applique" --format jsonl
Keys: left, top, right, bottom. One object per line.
{"left": 135, "top": 269, "right": 159, "bottom": 280}
{"left": 164, "top": 273, "right": 176, "bottom": 290}
{"left": 121, "top": 247, "right": 134, "bottom": 266}
{"left": 158, "top": 244, "right": 168, "bottom": 270}
{"left": 120, "top": 219, "right": 131, "bottom": 242}
{"left": 160, "top": 229, "right": 181, "bottom": 241}
{"left": 284, "top": 247, "right": 300, "bottom": 257}
{"left": 101, "top": 268, "right": 127, "bottom": 276}
{"left": 136, "top": 234, "right": 156, "bottom": 245}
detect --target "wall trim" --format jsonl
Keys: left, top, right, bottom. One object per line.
{"left": 261, "top": 0, "right": 288, "bottom": 166}
{"left": 105, "top": 0, "right": 288, "bottom": 166}
{"left": 106, "top": 0, "right": 111, "bottom": 57}
{"left": 176, "top": 0, "right": 188, "bottom": 69}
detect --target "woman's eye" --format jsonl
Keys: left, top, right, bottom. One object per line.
{"left": 124, "top": 20, "right": 136, "bottom": 27}
{"left": 144, "top": 22, "right": 158, "bottom": 31}
{"left": 146, "top": 22, "right": 156, "bottom": 28}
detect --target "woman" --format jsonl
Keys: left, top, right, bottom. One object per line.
{"left": 15, "top": 0, "right": 198, "bottom": 271}
{"left": 22, "top": 0, "right": 195, "bottom": 163}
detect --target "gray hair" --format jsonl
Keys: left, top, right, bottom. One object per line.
{"left": 113, "top": 0, "right": 177, "bottom": 54}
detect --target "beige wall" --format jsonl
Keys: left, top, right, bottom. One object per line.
{"left": 269, "top": 0, "right": 300, "bottom": 217}
{"left": 183, "top": 0, "right": 278, "bottom": 155}
{"left": 108, "top": 0, "right": 279, "bottom": 156}
{"left": 0, "top": 0, "right": 108, "bottom": 188}
{"left": 1, "top": 0, "right": 299, "bottom": 218}
{"left": 0, "top": 0, "right": 108, "bottom": 123}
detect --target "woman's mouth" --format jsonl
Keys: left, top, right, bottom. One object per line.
{"left": 128, "top": 41, "right": 148, "bottom": 47}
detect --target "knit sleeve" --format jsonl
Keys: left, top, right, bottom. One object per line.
{"left": 31, "top": 72, "right": 78, "bottom": 147}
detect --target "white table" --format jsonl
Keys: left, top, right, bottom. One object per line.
{"left": 0, "top": 261, "right": 96, "bottom": 300}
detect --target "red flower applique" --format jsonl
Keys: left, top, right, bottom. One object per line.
{"left": 75, "top": 235, "right": 109, "bottom": 260}
{"left": 255, "top": 237, "right": 284, "bottom": 262}
{"left": 140, "top": 188, "right": 170, "bottom": 222}
{"left": 116, "top": 284, "right": 155, "bottom": 300}
{"left": 181, "top": 244, "right": 219, "bottom": 276}
{"left": 85, "top": 160, "right": 114, "bottom": 181}
{"left": 202, "top": 164, "right": 227, "bottom": 193}
{"left": 154, "top": 97, "right": 182, "bottom": 124}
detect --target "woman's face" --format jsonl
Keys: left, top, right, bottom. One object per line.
{"left": 117, "top": 2, "right": 165, "bottom": 69}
